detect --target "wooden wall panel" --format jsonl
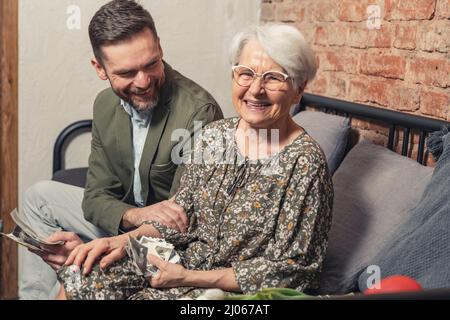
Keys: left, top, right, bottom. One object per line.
{"left": 0, "top": 0, "right": 19, "bottom": 300}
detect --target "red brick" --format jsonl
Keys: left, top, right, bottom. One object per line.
{"left": 417, "top": 21, "right": 450, "bottom": 53}
{"left": 408, "top": 57, "right": 450, "bottom": 88}
{"left": 327, "top": 76, "right": 347, "bottom": 98}
{"left": 328, "top": 24, "right": 348, "bottom": 46}
{"left": 368, "top": 24, "right": 393, "bottom": 48}
{"left": 349, "top": 77, "right": 391, "bottom": 105}
{"left": 347, "top": 25, "right": 369, "bottom": 48}
{"left": 349, "top": 77, "right": 370, "bottom": 102}
{"left": 298, "top": 8, "right": 306, "bottom": 23}
{"left": 437, "top": 0, "right": 450, "bottom": 18}
{"left": 393, "top": 24, "right": 417, "bottom": 50}
{"left": 420, "top": 90, "right": 450, "bottom": 119}
{"left": 347, "top": 24, "right": 392, "bottom": 48}
{"left": 314, "top": 26, "right": 328, "bottom": 46}
{"left": 385, "top": 0, "right": 436, "bottom": 21}
{"left": 339, "top": 0, "right": 368, "bottom": 22}
{"left": 318, "top": 49, "right": 359, "bottom": 74}
{"left": 296, "top": 24, "right": 316, "bottom": 45}
{"left": 313, "top": 0, "right": 338, "bottom": 22}
{"left": 314, "top": 24, "right": 347, "bottom": 46}
{"left": 349, "top": 77, "right": 419, "bottom": 110}
{"left": 352, "top": 118, "right": 390, "bottom": 135}
{"left": 275, "top": 0, "right": 300, "bottom": 22}
{"left": 357, "top": 129, "right": 389, "bottom": 146}
{"left": 307, "top": 74, "right": 327, "bottom": 94}
{"left": 360, "top": 53, "right": 406, "bottom": 79}
{"left": 388, "top": 84, "right": 420, "bottom": 111}
{"left": 261, "top": 3, "right": 276, "bottom": 21}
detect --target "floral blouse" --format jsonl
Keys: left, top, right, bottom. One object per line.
{"left": 58, "top": 118, "right": 333, "bottom": 300}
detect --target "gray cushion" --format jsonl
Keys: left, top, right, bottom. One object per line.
{"left": 317, "top": 141, "right": 433, "bottom": 294}
{"left": 293, "top": 111, "right": 350, "bottom": 174}
{"left": 52, "top": 167, "right": 88, "bottom": 188}
{"left": 358, "top": 132, "right": 450, "bottom": 291}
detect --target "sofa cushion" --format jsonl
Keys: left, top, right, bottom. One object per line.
{"left": 293, "top": 110, "right": 350, "bottom": 174}
{"left": 317, "top": 141, "right": 433, "bottom": 294}
{"left": 358, "top": 132, "right": 450, "bottom": 291}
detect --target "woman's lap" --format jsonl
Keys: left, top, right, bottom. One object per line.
{"left": 57, "top": 257, "right": 148, "bottom": 300}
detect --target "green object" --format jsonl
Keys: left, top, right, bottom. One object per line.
{"left": 83, "top": 62, "right": 223, "bottom": 236}
{"left": 225, "top": 288, "right": 312, "bottom": 300}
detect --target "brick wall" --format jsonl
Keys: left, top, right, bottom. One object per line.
{"left": 262, "top": 0, "right": 449, "bottom": 155}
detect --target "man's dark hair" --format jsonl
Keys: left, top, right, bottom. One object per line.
{"left": 89, "top": 0, "right": 158, "bottom": 63}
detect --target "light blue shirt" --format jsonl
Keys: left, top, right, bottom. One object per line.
{"left": 121, "top": 100, "right": 153, "bottom": 207}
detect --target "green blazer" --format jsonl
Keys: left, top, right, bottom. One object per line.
{"left": 82, "top": 63, "right": 223, "bottom": 236}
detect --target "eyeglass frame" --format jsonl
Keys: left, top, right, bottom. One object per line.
{"left": 231, "top": 65, "right": 293, "bottom": 91}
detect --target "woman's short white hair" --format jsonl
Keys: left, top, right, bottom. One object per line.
{"left": 230, "top": 24, "right": 317, "bottom": 88}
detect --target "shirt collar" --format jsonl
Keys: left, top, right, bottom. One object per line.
{"left": 120, "top": 100, "right": 153, "bottom": 126}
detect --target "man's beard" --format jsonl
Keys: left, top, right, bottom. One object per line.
{"left": 111, "top": 83, "right": 160, "bottom": 112}
{"left": 129, "top": 89, "right": 159, "bottom": 112}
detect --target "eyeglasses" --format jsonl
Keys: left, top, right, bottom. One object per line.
{"left": 232, "top": 65, "right": 291, "bottom": 91}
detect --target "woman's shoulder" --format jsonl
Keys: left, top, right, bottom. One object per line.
{"left": 287, "top": 132, "right": 329, "bottom": 168}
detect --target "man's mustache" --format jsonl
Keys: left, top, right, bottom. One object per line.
{"left": 129, "top": 86, "right": 152, "bottom": 95}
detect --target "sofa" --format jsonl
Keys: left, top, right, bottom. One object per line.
{"left": 292, "top": 94, "right": 450, "bottom": 296}
{"left": 53, "top": 93, "right": 450, "bottom": 297}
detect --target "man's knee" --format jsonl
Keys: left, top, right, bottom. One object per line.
{"left": 23, "top": 180, "right": 60, "bottom": 212}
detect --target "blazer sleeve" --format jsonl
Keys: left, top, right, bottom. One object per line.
{"left": 82, "top": 119, "right": 135, "bottom": 236}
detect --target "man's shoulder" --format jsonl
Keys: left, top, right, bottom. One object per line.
{"left": 92, "top": 88, "right": 120, "bottom": 116}
{"left": 170, "top": 69, "right": 219, "bottom": 112}
{"left": 94, "top": 87, "right": 119, "bottom": 107}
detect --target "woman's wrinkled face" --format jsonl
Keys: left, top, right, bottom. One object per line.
{"left": 232, "top": 40, "right": 301, "bottom": 130}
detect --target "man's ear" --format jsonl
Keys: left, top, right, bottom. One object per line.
{"left": 158, "top": 38, "right": 164, "bottom": 59}
{"left": 91, "top": 58, "right": 108, "bottom": 81}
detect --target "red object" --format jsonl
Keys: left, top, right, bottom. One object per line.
{"left": 364, "top": 275, "right": 423, "bottom": 295}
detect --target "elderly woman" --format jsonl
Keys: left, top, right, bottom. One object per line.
{"left": 56, "top": 24, "right": 333, "bottom": 300}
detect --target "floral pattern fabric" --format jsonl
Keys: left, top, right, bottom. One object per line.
{"left": 57, "top": 118, "right": 334, "bottom": 300}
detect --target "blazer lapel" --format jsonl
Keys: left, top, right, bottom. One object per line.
{"left": 139, "top": 62, "right": 174, "bottom": 204}
{"left": 139, "top": 103, "right": 171, "bottom": 203}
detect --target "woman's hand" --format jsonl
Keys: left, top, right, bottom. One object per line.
{"left": 64, "top": 235, "right": 128, "bottom": 275}
{"left": 147, "top": 255, "right": 188, "bottom": 288}
{"left": 30, "top": 231, "right": 83, "bottom": 270}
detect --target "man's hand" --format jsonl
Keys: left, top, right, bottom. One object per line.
{"left": 121, "top": 200, "right": 188, "bottom": 232}
{"left": 64, "top": 235, "right": 128, "bottom": 275}
{"left": 147, "top": 255, "right": 188, "bottom": 289}
{"left": 32, "top": 231, "right": 83, "bottom": 270}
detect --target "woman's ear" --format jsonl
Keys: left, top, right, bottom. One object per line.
{"left": 292, "top": 81, "right": 307, "bottom": 105}
{"left": 298, "top": 81, "right": 307, "bottom": 94}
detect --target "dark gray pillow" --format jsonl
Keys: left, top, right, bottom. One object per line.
{"left": 317, "top": 141, "right": 433, "bottom": 294}
{"left": 358, "top": 132, "right": 450, "bottom": 291}
{"left": 293, "top": 111, "right": 349, "bottom": 174}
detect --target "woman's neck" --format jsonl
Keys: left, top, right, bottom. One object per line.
{"left": 236, "top": 116, "right": 303, "bottom": 160}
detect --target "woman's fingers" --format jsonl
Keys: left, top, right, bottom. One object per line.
{"left": 163, "top": 202, "right": 189, "bottom": 229}
{"left": 154, "top": 211, "right": 180, "bottom": 231}
{"left": 72, "top": 244, "right": 93, "bottom": 268}
{"left": 82, "top": 242, "right": 107, "bottom": 275}
{"left": 100, "top": 248, "right": 125, "bottom": 270}
{"left": 65, "top": 245, "right": 81, "bottom": 266}
{"left": 147, "top": 254, "right": 165, "bottom": 269}
{"left": 163, "top": 210, "right": 185, "bottom": 232}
